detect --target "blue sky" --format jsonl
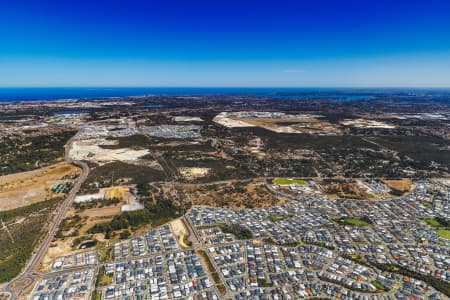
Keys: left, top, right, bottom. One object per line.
{"left": 1, "top": 0, "right": 450, "bottom": 87}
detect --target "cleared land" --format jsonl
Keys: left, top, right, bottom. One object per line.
{"left": 235, "top": 116, "right": 339, "bottom": 134}
{"left": 383, "top": 179, "right": 413, "bottom": 194}
{"left": 69, "top": 139, "right": 150, "bottom": 163}
{"left": 177, "top": 179, "right": 289, "bottom": 208}
{"left": 0, "top": 163, "right": 80, "bottom": 211}
{"left": 341, "top": 119, "right": 395, "bottom": 129}
{"left": 170, "top": 219, "right": 191, "bottom": 249}
{"left": 214, "top": 112, "right": 340, "bottom": 135}
{"left": 41, "top": 186, "right": 134, "bottom": 270}
{"left": 322, "top": 179, "right": 374, "bottom": 199}
{"left": 41, "top": 201, "right": 124, "bottom": 271}
{"left": 105, "top": 186, "right": 132, "bottom": 200}
{"left": 178, "top": 167, "right": 210, "bottom": 180}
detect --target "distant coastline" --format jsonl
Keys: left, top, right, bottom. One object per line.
{"left": 0, "top": 87, "right": 448, "bottom": 102}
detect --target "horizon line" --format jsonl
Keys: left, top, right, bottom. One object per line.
{"left": 1, "top": 86, "right": 450, "bottom": 89}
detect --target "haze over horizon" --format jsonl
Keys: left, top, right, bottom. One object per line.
{"left": 1, "top": 0, "right": 450, "bottom": 87}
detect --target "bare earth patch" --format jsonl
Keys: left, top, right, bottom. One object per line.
{"left": 40, "top": 239, "right": 82, "bottom": 272}
{"left": 341, "top": 118, "right": 396, "bottom": 129}
{"left": 105, "top": 186, "right": 134, "bottom": 202}
{"left": 383, "top": 179, "right": 413, "bottom": 193}
{"left": 69, "top": 138, "right": 150, "bottom": 163}
{"left": 178, "top": 179, "right": 288, "bottom": 209}
{"left": 41, "top": 190, "right": 129, "bottom": 270}
{"left": 170, "top": 219, "right": 190, "bottom": 249}
{"left": 0, "top": 163, "right": 80, "bottom": 211}
{"left": 321, "top": 179, "right": 375, "bottom": 199}
{"left": 213, "top": 112, "right": 340, "bottom": 135}
{"left": 178, "top": 167, "right": 210, "bottom": 180}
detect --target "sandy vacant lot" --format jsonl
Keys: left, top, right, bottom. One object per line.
{"left": 105, "top": 186, "right": 134, "bottom": 202}
{"left": 71, "top": 186, "right": 136, "bottom": 233}
{"left": 41, "top": 198, "right": 125, "bottom": 271}
{"left": 44, "top": 186, "right": 134, "bottom": 265}
{"left": 213, "top": 115, "right": 255, "bottom": 128}
{"left": 178, "top": 167, "right": 210, "bottom": 180}
{"left": 41, "top": 239, "right": 83, "bottom": 272}
{"left": 0, "top": 163, "right": 80, "bottom": 211}
{"left": 383, "top": 179, "right": 413, "bottom": 193}
{"left": 170, "top": 219, "right": 190, "bottom": 249}
{"left": 179, "top": 179, "right": 289, "bottom": 209}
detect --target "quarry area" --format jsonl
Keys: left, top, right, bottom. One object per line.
{"left": 340, "top": 119, "right": 396, "bottom": 129}
{"left": 70, "top": 139, "right": 150, "bottom": 163}
{"left": 213, "top": 111, "right": 341, "bottom": 135}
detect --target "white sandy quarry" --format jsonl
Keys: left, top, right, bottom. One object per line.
{"left": 75, "top": 186, "right": 144, "bottom": 212}
{"left": 213, "top": 112, "right": 256, "bottom": 128}
{"left": 74, "top": 190, "right": 106, "bottom": 203}
{"left": 213, "top": 111, "right": 339, "bottom": 134}
{"left": 121, "top": 201, "right": 145, "bottom": 212}
{"left": 178, "top": 167, "right": 210, "bottom": 179}
{"left": 173, "top": 116, "right": 203, "bottom": 122}
{"left": 340, "top": 119, "right": 396, "bottom": 129}
{"left": 69, "top": 139, "right": 150, "bottom": 163}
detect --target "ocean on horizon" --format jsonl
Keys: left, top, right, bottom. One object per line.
{"left": 0, "top": 87, "right": 435, "bottom": 102}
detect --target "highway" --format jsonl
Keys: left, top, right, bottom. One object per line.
{"left": 22, "top": 160, "right": 89, "bottom": 275}
{"left": 2, "top": 135, "right": 89, "bottom": 300}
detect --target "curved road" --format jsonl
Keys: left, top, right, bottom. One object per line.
{"left": 2, "top": 136, "right": 89, "bottom": 300}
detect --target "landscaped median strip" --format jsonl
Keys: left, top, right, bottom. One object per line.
{"left": 196, "top": 250, "right": 227, "bottom": 296}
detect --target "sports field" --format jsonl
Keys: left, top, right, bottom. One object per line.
{"left": 273, "top": 178, "right": 305, "bottom": 185}
{"left": 437, "top": 229, "right": 450, "bottom": 240}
